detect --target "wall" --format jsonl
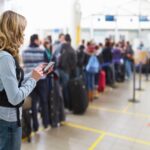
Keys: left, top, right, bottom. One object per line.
{"left": 81, "top": 28, "right": 150, "bottom": 51}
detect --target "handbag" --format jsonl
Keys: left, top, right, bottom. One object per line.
{"left": 22, "top": 96, "right": 32, "bottom": 110}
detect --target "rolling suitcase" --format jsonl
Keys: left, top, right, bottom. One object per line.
{"left": 68, "top": 78, "right": 89, "bottom": 114}
{"left": 116, "top": 64, "right": 125, "bottom": 82}
{"left": 98, "top": 70, "right": 106, "bottom": 92}
{"left": 48, "top": 74, "right": 65, "bottom": 127}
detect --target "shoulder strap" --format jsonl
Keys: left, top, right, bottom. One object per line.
{"left": 14, "top": 58, "right": 24, "bottom": 87}
{"left": 14, "top": 58, "right": 25, "bottom": 127}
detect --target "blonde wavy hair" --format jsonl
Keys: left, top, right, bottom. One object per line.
{"left": 0, "top": 10, "right": 27, "bottom": 61}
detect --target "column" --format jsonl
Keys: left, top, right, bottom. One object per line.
{"left": 68, "top": 0, "right": 81, "bottom": 48}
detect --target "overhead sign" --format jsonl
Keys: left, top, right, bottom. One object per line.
{"left": 139, "top": 16, "right": 149, "bottom": 22}
{"left": 105, "top": 15, "right": 115, "bottom": 21}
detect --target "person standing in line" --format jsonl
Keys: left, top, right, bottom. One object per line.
{"left": 76, "top": 45, "right": 85, "bottom": 77}
{"left": 58, "top": 34, "right": 77, "bottom": 109}
{"left": 22, "top": 34, "right": 51, "bottom": 131}
{"left": 0, "top": 11, "right": 52, "bottom": 150}
{"left": 84, "top": 42, "right": 98, "bottom": 102}
{"left": 102, "top": 38, "right": 116, "bottom": 88}
{"left": 123, "top": 41, "right": 134, "bottom": 80}
{"left": 52, "top": 33, "right": 65, "bottom": 55}
{"left": 52, "top": 33, "right": 65, "bottom": 68}
{"left": 44, "top": 40, "right": 52, "bottom": 62}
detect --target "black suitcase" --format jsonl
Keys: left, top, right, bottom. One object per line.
{"left": 115, "top": 63, "right": 125, "bottom": 82}
{"left": 49, "top": 74, "right": 66, "bottom": 128}
{"left": 68, "top": 78, "right": 89, "bottom": 114}
{"left": 118, "top": 64, "right": 125, "bottom": 82}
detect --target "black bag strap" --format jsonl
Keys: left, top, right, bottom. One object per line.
{"left": 14, "top": 58, "right": 24, "bottom": 87}
{"left": 14, "top": 58, "right": 24, "bottom": 126}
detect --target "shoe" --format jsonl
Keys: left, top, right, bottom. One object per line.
{"left": 93, "top": 90, "right": 100, "bottom": 99}
{"left": 110, "top": 84, "right": 117, "bottom": 89}
{"left": 44, "top": 126, "right": 51, "bottom": 131}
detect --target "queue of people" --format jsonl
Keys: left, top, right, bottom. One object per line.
{"left": 0, "top": 10, "right": 135, "bottom": 150}
{"left": 20, "top": 33, "right": 135, "bottom": 139}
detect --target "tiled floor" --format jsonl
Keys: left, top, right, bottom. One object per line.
{"left": 22, "top": 77, "right": 150, "bottom": 150}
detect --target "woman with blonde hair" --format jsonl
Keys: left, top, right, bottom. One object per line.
{"left": 0, "top": 10, "right": 52, "bottom": 150}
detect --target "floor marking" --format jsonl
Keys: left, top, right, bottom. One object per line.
{"left": 88, "top": 133, "right": 106, "bottom": 150}
{"left": 90, "top": 105, "right": 121, "bottom": 113}
{"left": 64, "top": 122, "right": 150, "bottom": 146}
{"left": 89, "top": 105, "right": 150, "bottom": 119}
{"left": 107, "top": 132, "right": 150, "bottom": 146}
{"left": 22, "top": 127, "right": 44, "bottom": 142}
{"left": 122, "top": 102, "right": 133, "bottom": 112}
{"left": 62, "top": 122, "right": 104, "bottom": 134}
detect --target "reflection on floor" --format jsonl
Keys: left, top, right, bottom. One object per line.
{"left": 22, "top": 78, "right": 150, "bottom": 150}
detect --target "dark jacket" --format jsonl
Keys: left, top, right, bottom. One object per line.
{"left": 102, "top": 47, "right": 113, "bottom": 63}
{"left": 60, "top": 43, "right": 77, "bottom": 77}
{"left": 123, "top": 46, "right": 134, "bottom": 62}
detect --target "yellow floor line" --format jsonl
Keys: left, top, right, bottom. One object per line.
{"left": 107, "top": 132, "right": 150, "bottom": 146}
{"left": 122, "top": 103, "right": 133, "bottom": 112}
{"left": 90, "top": 105, "right": 121, "bottom": 113}
{"left": 90, "top": 105, "right": 150, "bottom": 119}
{"left": 125, "top": 111, "right": 150, "bottom": 119}
{"left": 64, "top": 121, "right": 150, "bottom": 146}
{"left": 62, "top": 122, "right": 104, "bottom": 134}
{"left": 88, "top": 133, "right": 106, "bottom": 150}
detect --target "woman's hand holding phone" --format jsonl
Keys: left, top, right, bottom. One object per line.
{"left": 42, "top": 62, "right": 54, "bottom": 75}
{"left": 43, "top": 61, "right": 55, "bottom": 74}
{"left": 32, "top": 64, "right": 44, "bottom": 81}
{"left": 31, "top": 63, "right": 54, "bottom": 81}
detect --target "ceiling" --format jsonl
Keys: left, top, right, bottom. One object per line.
{"left": 80, "top": 0, "right": 150, "bottom": 17}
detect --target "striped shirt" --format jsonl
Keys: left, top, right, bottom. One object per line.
{"left": 22, "top": 47, "right": 45, "bottom": 74}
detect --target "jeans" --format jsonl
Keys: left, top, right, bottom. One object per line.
{"left": 85, "top": 71, "right": 95, "bottom": 91}
{"left": 125, "top": 60, "right": 132, "bottom": 78}
{"left": 110, "top": 63, "right": 116, "bottom": 83}
{"left": 0, "top": 119, "right": 22, "bottom": 150}
{"left": 114, "top": 63, "right": 121, "bottom": 81}
{"left": 30, "top": 79, "right": 50, "bottom": 131}
{"left": 95, "top": 73, "right": 99, "bottom": 86}
{"left": 103, "top": 64, "right": 115, "bottom": 86}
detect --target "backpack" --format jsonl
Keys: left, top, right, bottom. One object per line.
{"left": 86, "top": 55, "right": 100, "bottom": 73}
{"left": 60, "top": 44, "right": 77, "bottom": 73}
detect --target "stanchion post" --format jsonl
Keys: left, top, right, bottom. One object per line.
{"left": 129, "top": 63, "right": 140, "bottom": 103}
{"left": 145, "top": 58, "right": 149, "bottom": 81}
{"left": 136, "top": 62, "right": 144, "bottom": 91}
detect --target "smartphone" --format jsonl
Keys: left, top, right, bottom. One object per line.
{"left": 43, "top": 61, "right": 55, "bottom": 73}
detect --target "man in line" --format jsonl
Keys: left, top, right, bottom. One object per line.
{"left": 22, "top": 34, "right": 49, "bottom": 131}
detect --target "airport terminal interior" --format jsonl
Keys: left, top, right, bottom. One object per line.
{"left": 1, "top": 0, "right": 150, "bottom": 150}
